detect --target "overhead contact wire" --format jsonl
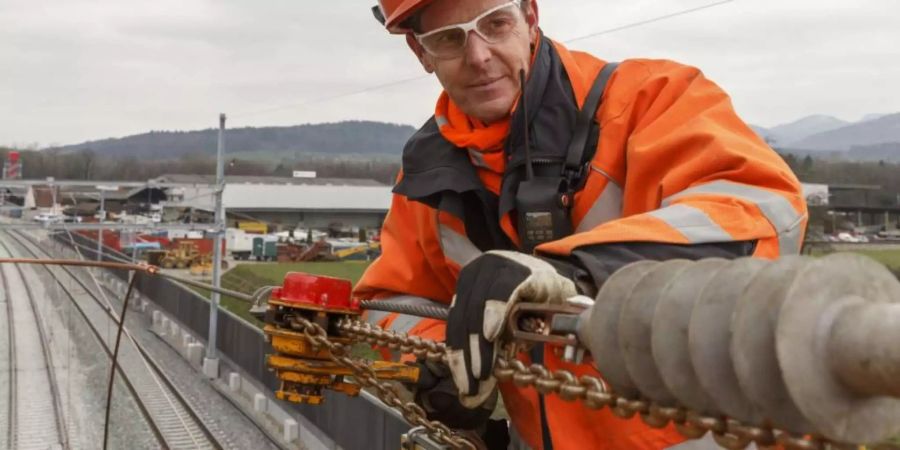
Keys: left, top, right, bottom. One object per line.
{"left": 227, "top": 0, "right": 740, "bottom": 120}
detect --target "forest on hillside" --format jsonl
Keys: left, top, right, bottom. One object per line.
{"left": 0, "top": 147, "right": 402, "bottom": 184}
{"left": 47, "top": 121, "right": 417, "bottom": 160}
{"left": 1, "top": 146, "right": 898, "bottom": 206}
{"left": 781, "top": 152, "right": 900, "bottom": 206}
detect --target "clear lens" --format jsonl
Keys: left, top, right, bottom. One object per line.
{"left": 475, "top": 5, "right": 519, "bottom": 43}
{"left": 419, "top": 28, "right": 468, "bottom": 57}
{"left": 417, "top": 3, "right": 522, "bottom": 59}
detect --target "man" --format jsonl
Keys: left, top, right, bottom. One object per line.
{"left": 356, "top": 0, "right": 807, "bottom": 449}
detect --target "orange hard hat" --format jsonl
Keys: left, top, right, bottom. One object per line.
{"left": 372, "top": 0, "right": 437, "bottom": 34}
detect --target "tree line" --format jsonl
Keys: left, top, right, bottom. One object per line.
{"left": 780, "top": 152, "right": 900, "bottom": 206}
{"left": 1, "top": 146, "right": 897, "bottom": 200}
{"left": 0, "top": 147, "right": 402, "bottom": 185}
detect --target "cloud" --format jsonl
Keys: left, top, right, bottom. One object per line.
{"left": 1, "top": 0, "right": 898, "bottom": 145}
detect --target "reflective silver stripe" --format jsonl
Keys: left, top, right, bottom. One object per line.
{"left": 667, "top": 434, "right": 735, "bottom": 449}
{"left": 365, "top": 295, "right": 445, "bottom": 333}
{"left": 366, "top": 309, "right": 391, "bottom": 325}
{"left": 439, "top": 223, "right": 482, "bottom": 267}
{"left": 467, "top": 148, "right": 491, "bottom": 170}
{"left": 662, "top": 180, "right": 805, "bottom": 254}
{"left": 575, "top": 168, "right": 623, "bottom": 232}
{"left": 389, "top": 314, "right": 422, "bottom": 334}
{"left": 648, "top": 204, "right": 734, "bottom": 243}
{"left": 435, "top": 115, "right": 448, "bottom": 127}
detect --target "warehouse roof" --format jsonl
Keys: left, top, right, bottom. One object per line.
{"left": 221, "top": 183, "right": 392, "bottom": 212}
{"left": 156, "top": 174, "right": 385, "bottom": 187}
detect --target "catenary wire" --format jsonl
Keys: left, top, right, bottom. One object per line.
{"left": 229, "top": 0, "right": 740, "bottom": 121}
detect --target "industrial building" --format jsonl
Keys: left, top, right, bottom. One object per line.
{"left": 156, "top": 174, "right": 393, "bottom": 232}
{"left": 801, "top": 182, "right": 900, "bottom": 236}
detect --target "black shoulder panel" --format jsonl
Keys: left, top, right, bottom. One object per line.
{"left": 392, "top": 117, "right": 483, "bottom": 211}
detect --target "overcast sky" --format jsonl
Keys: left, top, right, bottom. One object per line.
{"left": 2, "top": 0, "right": 898, "bottom": 146}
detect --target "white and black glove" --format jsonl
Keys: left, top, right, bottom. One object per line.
{"left": 446, "top": 250, "right": 578, "bottom": 408}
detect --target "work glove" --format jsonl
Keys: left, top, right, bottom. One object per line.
{"left": 446, "top": 250, "right": 578, "bottom": 408}
{"left": 412, "top": 360, "right": 497, "bottom": 431}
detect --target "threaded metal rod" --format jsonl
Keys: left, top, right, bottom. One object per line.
{"left": 360, "top": 300, "right": 449, "bottom": 321}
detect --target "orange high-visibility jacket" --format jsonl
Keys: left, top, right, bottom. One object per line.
{"left": 355, "top": 36, "right": 807, "bottom": 450}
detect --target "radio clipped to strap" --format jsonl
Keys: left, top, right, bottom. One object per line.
{"left": 516, "top": 62, "right": 620, "bottom": 253}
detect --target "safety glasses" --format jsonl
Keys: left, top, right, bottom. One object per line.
{"left": 415, "top": 1, "right": 524, "bottom": 60}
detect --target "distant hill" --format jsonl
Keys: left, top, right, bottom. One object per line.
{"left": 49, "top": 113, "right": 900, "bottom": 162}
{"left": 49, "top": 120, "right": 417, "bottom": 160}
{"left": 751, "top": 115, "right": 849, "bottom": 146}
{"left": 790, "top": 113, "right": 900, "bottom": 152}
{"left": 778, "top": 143, "right": 900, "bottom": 163}
{"left": 767, "top": 115, "right": 850, "bottom": 146}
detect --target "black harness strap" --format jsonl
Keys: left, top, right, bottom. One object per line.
{"left": 562, "top": 62, "right": 620, "bottom": 193}
{"left": 515, "top": 62, "right": 620, "bottom": 253}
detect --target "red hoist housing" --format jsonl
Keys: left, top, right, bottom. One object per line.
{"left": 264, "top": 273, "right": 361, "bottom": 404}
{"left": 263, "top": 272, "right": 420, "bottom": 405}
{"left": 271, "top": 272, "right": 359, "bottom": 313}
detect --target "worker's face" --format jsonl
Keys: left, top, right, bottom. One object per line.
{"left": 407, "top": 0, "right": 539, "bottom": 124}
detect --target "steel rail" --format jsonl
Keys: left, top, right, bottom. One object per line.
{"left": 0, "top": 232, "right": 169, "bottom": 448}
{"left": 53, "top": 232, "right": 291, "bottom": 450}
{"left": 51, "top": 229, "right": 213, "bottom": 450}
{"left": 10, "top": 230, "right": 224, "bottom": 450}
{"left": 2, "top": 245, "right": 17, "bottom": 450}
{"left": 0, "top": 239, "right": 70, "bottom": 449}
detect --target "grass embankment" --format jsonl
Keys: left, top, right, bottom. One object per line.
{"left": 195, "top": 261, "right": 372, "bottom": 327}
{"left": 853, "top": 249, "right": 900, "bottom": 275}
{"left": 810, "top": 248, "right": 900, "bottom": 279}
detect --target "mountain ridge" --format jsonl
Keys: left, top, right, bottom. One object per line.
{"left": 49, "top": 120, "right": 417, "bottom": 159}
{"left": 46, "top": 113, "right": 899, "bottom": 163}
{"left": 787, "top": 113, "right": 900, "bottom": 151}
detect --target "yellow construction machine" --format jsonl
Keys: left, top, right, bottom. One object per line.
{"left": 159, "top": 241, "right": 202, "bottom": 269}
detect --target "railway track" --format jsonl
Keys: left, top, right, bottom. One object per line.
{"left": 0, "top": 232, "right": 69, "bottom": 449}
{"left": 2, "top": 230, "right": 225, "bottom": 449}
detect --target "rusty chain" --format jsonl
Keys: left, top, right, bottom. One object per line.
{"left": 11, "top": 242, "right": 864, "bottom": 449}
{"left": 294, "top": 317, "right": 477, "bottom": 450}
{"left": 332, "top": 318, "right": 856, "bottom": 450}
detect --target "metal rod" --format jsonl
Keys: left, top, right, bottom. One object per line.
{"left": 359, "top": 300, "right": 449, "bottom": 321}
{"left": 207, "top": 113, "right": 227, "bottom": 361}
{"left": 102, "top": 273, "right": 138, "bottom": 450}
{"left": 829, "top": 299, "right": 900, "bottom": 397}
{"left": 0, "top": 257, "right": 451, "bottom": 319}
{"left": 161, "top": 272, "right": 254, "bottom": 303}
{"left": 0, "top": 257, "right": 254, "bottom": 301}
{"left": 97, "top": 190, "right": 105, "bottom": 262}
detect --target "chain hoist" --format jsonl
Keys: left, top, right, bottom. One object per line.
{"left": 262, "top": 254, "right": 900, "bottom": 450}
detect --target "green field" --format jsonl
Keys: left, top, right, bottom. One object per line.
{"left": 809, "top": 248, "right": 900, "bottom": 279}
{"left": 853, "top": 249, "right": 900, "bottom": 272}
{"left": 196, "top": 261, "right": 372, "bottom": 326}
